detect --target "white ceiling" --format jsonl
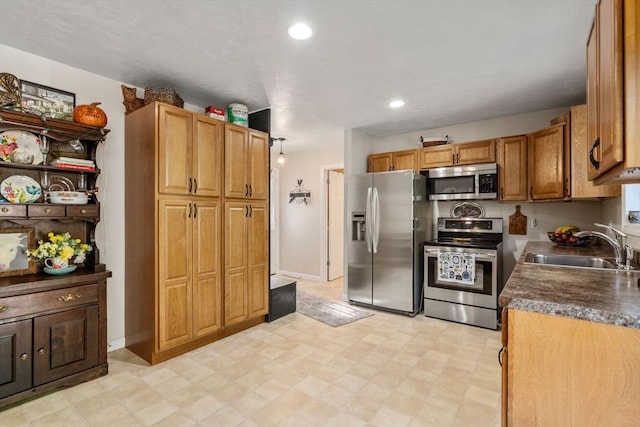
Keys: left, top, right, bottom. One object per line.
{"left": 0, "top": 0, "right": 597, "bottom": 153}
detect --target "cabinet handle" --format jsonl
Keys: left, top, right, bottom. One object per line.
{"left": 452, "top": 153, "right": 455, "bottom": 164}
{"left": 193, "top": 178, "right": 198, "bottom": 193}
{"left": 20, "top": 353, "right": 29, "bottom": 360}
{"left": 38, "top": 348, "right": 46, "bottom": 355}
{"left": 249, "top": 205, "right": 253, "bottom": 217}
{"left": 498, "top": 347, "right": 504, "bottom": 367}
{"left": 0, "top": 306, "right": 6, "bottom": 312}
{"left": 44, "top": 208, "right": 52, "bottom": 214}
{"left": 244, "top": 205, "right": 248, "bottom": 217}
{"left": 193, "top": 203, "right": 198, "bottom": 218}
{"left": 80, "top": 208, "right": 87, "bottom": 214}
{"left": 188, "top": 203, "right": 192, "bottom": 218}
{"left": 58, "top": 293, "right": 81, "bottom": 302}
{"left": 188, "top": 177, "right": 193, "bottom": 193}
{"left": 1, "top": 207, "right": 8, "bottom": 213}
{"left": 529, "top": 186, "right": 533, "bottom": 198}
{"left": 589, "top": 138, "right": 600, "bottom": 170}
{"left": 456, "top": 153, "right": 459, "bottom": 164}
{"left": 245, "top": 184, "right": 249, "bottom": 197}
{"left": 249, "top": 184, "right": 253, "bottom": 197}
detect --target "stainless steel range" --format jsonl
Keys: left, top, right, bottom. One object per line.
{"left": 423, "top": 215, "right": 503, "bottom": 329}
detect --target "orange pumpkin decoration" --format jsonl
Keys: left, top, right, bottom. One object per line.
{"left": 73, "top": 102, "right": 108, "bottom": 127}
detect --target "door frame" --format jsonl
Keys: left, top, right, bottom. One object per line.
{"left": 320, "top": 163, "right": 344, "bottom": 282}
{"left": 270, "top": 167, "right": 279, "bottom": 275}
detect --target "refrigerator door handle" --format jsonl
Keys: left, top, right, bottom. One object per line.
{"left": 372, "top": 187, "right": 380, "bottom": 253}
{"left": 365, "top": 187, "right": 373, "bottom": 253}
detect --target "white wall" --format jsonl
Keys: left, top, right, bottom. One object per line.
{"left": 273, "top": 147, "right": 343, "bottom": 279}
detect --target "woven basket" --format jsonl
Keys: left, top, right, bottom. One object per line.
{"left": 143, "top": 86, "right": 184, "bottom": 108}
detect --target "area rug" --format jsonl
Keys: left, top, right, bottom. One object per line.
{"left": 296, "top": 290, "right": 373, "bottom": 327}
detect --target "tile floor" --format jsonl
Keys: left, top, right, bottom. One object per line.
{"left": 1, "top": 278, "right": 502, "bottom": 426}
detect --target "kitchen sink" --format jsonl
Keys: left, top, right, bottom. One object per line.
{"left": 524, "top": 253, "right": 617, "bottom": 270}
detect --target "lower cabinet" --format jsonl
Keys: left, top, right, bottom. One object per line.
{"left": 224, "top": 201, "right": 268, "bottom": 327}
{"left": 501, "top": 309, "right": 640, "bottom": 426}
{"left": 0, "top": 276, "right": 109, "bottom": 408}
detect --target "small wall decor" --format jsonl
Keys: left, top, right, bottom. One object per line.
{"left": 508, "top": 205, "right": 527, "bottom": 235}
{"left": 20, "top": 80, "right": 75, "bottom": 121}
{"left": 289, "top": 179, "right": 310, "bottom": 205}
{"left": 0, "top": 73, "right": 21, "bottom": 108}
{"left": 0, "top": 227, "right": 36, "bottom": 277}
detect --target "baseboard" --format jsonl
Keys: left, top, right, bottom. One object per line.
{"left": 107, "top": 337, "right": 126, "bottom": 352}
{"left": 277, "top": 270, "right": 321, "bottom": 281}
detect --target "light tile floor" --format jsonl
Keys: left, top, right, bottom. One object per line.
{"left": 2, "top": 278, "right": 502, "bottom": 426}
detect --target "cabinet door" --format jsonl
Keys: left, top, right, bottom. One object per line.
{"left": 528, "top": 125, "right": 566, "bottom": 200}
{"left": 497, "top": 136, "right": 527, "bottom": 201}
{"left": 597, "top": 0, "right": 625, "bottom": 175}
{"left": 192, "top": 200, "right": 222, "bottom": 337}
{"left": 247, "top": 202, "right": 268, "bottom": 318}
{"left": 0, "top": 319, "right": 31, "bottom": 399}
{"left": 368, "top": 153, "right": 392, "bottom": 172}
{"left": 586, "top": 17, "right": 601, "bottom": 181}
{"left": 419, "top": 145, "right": 454, "bottom": 169}
{"left": 457, "top": 139, "right": 496, "bottom": 165}
{"left": 501, "top": 309, "right": 508, "bottom": 427}
{"left": 33, "top": 306, "right": 99, "bottom": 386}
{"left": 224, "top": 202, "right": 248, "bottom": 326}
{"left": 392, "top": 150, "right": 417, "bottom": 172}
{"left": 193, "top": 115, "right": 223, "bottom": 197}
{"left": 248, "top": 131, "right": 269, "bottom": 200}
{"left": 225, "top": 125, "right": 249, "bottom": 198}
{"left": 158, "top": 199, "right": 192, "bottom": 350}
{"left": 158, "top": 105, "right": 192, "bottom": 195}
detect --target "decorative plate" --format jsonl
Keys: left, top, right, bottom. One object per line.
{"left": 44, "top": 265, "right": 77, "bottom": 275}
{"left": 450, "top": 201, "right": 485, "bottom": 218}
{"left": 48, "top": 175, "right": 75, "bottom": 191}
{"left": 0, "top": 175, "right": 42, "bottom": 203}
{"left": 0, "top": 130, "right": 44, "bottom": 165}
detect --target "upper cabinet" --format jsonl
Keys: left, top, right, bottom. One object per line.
{"left": 528, "top": 124, "right": 568, "bottom": 201}
{"left": 367, "top": 149, "right": 417, "bottom": 172}
{"left": 419, "top": 139, "right": 495, "bottom": 169}
{"left": 587, "top": 0, "right": 640, "bottom": 185}
{"left": 497, "top": 135, "right": 528, "bottom": 201}
{"left": 158, "top": 104, "right": 223, "bottom": 197}
{"left": 224, "top": 124, "right": 268, "bottom": 199}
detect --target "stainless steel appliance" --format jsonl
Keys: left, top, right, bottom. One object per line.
{"left": 347, "top": 170, "right": 430, "bottom": 316}
{"left": 423, "top": 216, "right": 503, "bottom": 329}
{"left": 426, "top": 162, "right": 497, "bottom": 200}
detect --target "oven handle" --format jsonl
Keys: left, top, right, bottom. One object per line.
{"left": 424, "top": 248, "right": 496, "bottom": 261}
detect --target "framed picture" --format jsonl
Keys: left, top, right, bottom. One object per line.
{"left": 0, "top": 227, "right": 36, "bottom": 277}
{"left": 20, "top": 80, "right": 75, "bottom": 121}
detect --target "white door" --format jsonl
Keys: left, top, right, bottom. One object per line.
{"left": 328, "top": 170, "right": 344, "bottom": 280}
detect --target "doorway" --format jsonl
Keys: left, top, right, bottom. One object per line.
{"left": 327, "top": 169, "right": 344, "bottom": 280}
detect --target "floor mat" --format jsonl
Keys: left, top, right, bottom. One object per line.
{"left": 296, "top": 290, "right": 373, "bottom": 327}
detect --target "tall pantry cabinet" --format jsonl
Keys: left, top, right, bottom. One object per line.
{"left": 124, "top": 102, "right": 269, "bottom": 364}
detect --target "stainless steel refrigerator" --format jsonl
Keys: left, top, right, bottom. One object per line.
{"left": 347, "top": 170, "right": 430, "bottom": 316}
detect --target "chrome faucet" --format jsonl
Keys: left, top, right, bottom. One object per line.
{"left": 575, "top": 223, "right": 634, "bottom": 269}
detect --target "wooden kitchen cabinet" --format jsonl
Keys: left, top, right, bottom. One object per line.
{"left": 419, "top": 139, "right": 495, "bottom": 169}
{"left": 0, "top": 277, "right": 109, "bottom": 409}
{"left": 497, "top": 135, "right": 527, "bottom": 201}
{"left": 527, "top": 124, "right": 568, "bottom": 200}
{"left": 367, "top": 149, "right": 417, "bottom": 172}
{"left": 501, "top": 308, "right": 640, "bottom": 426}
{"left": 587, "top": 0, "right": 640, "bottom": 185}
{"left": 225, "top": 124, "right": 269, "bottom": 199}
{"left": 224, "top": 201, "right": 268, "bottom": 327}
{"left": 158, "top": 104, "right": 223, "bottom": 197}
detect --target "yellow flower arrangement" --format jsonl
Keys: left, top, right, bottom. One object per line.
{"left": 27, "top": 232, "right": 92, "bottom": 264}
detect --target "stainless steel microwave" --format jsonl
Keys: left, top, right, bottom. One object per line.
{"left": 426, "top": 163, "right": 498, "bottom": 200}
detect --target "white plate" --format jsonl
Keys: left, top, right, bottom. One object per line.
{"left": 48, "top": 175, "right": 75, "bottom": 191}
{"left": 0, "top": 130, "right": 44, "bottom": 165}
{"left": 0, "top": 175, "right": 42, "bottom": 203}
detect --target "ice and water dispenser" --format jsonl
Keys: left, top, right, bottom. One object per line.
{"left": 351, "top": 212, "right": 366, "bottom": 241}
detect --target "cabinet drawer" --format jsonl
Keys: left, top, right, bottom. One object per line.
{"left": 67, "top": 205, "right": 99, "bottom": 217}
{"left": 0, "top": 205, "right": 27, "bottom": 217}
{"left": 28, "top": 205, "right": 66, "bottom": 218}
{"left": 0, "top": 284, "right": 98, "bottom": 320}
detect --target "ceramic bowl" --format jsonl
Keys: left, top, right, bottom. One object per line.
{"left": 48, "top": 191, "right": 89, "bottom": 204}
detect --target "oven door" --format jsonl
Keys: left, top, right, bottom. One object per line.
{"left": 423, "top": 246, "right": 497, "bottom": 309}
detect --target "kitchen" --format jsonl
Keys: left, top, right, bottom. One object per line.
{"left": 0, "top": 0, "right": 638, "bottom": 425}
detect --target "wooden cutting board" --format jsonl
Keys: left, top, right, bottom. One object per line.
{"left": 509, "top": 205, "right": 527, "bottom": 235}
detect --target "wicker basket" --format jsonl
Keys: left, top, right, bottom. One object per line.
{"left": 143, "top": 86, "right": 184, "bottom": 108}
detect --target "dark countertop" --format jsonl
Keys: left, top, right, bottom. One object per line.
{"left": 498, "top": 241, "right": 640, "bottom": 329}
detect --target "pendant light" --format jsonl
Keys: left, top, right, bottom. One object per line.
{"left": 275, "top": 137, "right": 287, "bottom": 167}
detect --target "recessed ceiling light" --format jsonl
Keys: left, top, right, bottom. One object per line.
{"left": 389, "top": 100, "right": 405, "bottom": 108}
{"left": 288, "top": 23, "right": 312, "bottom": 40}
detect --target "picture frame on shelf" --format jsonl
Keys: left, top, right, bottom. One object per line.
{"left": 20, "top": 80, "right": 75, "bottom": 121}
{"left": 0, "top": 227, "right": 36, "bottom": 277}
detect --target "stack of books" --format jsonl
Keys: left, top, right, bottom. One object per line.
{"left": 50, "top": 156, "right": 96, "bottom": 171}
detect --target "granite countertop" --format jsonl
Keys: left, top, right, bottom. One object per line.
{"left": 499, "top": 241, "right": 640, "bottom": 328}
